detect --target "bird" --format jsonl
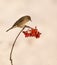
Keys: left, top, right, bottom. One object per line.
{"left": 6, "top": 15, "right": 32, "bottom": 32}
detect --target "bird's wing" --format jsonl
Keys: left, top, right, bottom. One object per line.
{"left": 12, "top": 17, "right": 24, "bottom": 27}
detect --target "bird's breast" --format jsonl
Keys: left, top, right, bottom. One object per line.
{"left": 17, "top": 20, "right": 28, "bottom": 28}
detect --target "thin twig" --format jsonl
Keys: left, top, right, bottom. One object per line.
{"left": 10, "top": 25, "right": 32, "bottom": 65}
{"left": 10, "top": 26, "right": 25, "bottom": 65}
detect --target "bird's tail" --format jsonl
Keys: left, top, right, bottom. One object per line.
{"left": 6, "top": 26, "right": 13, "bottom": 32}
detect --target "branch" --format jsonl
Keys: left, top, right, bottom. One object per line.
{"left": 10, "top": 25, "right": 32, "bottom": 65}
{"left": 10, "top": 26, "right": 25, "bottom": 65}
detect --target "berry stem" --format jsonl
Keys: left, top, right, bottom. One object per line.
{"left": 10, "top": 25, "right": 32, "bottom": 65}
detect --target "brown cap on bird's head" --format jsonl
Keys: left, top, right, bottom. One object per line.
{"left": 24, "top": 15, "right": 32, "bottom": 22}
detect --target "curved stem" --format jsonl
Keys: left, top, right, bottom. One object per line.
{"left": 9, "top": 25, "right": 32, "bottom": 65}
{"left": 10, "top": 26, "right": 25, "bottom": 65}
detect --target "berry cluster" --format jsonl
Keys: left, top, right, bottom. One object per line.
{"left": 23, "top": 27, "right": 41, "bottom": 38}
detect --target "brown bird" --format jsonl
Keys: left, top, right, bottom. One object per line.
{"left": 6, "top": 15, "right": 32, "bottom": 32}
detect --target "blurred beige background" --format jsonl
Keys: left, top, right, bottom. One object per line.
{"left": 0, "top": 0, "right": 57, "bottom": 65}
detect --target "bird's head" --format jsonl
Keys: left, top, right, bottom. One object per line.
{"left": 24, "top": 15, "right": 32, "bottom": 22}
